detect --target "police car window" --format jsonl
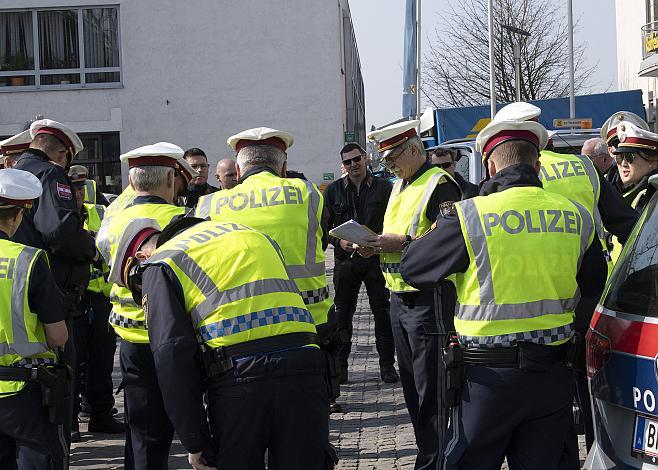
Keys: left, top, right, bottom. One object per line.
{"left": 603, "top": 195, "right": 658, "bottom": 317}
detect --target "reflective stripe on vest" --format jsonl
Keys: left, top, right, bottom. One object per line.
{"left": 194, "top": 172, "right": 330, "bottom": 325}
{"left": 381, "top": 167, "right": 452, "bottom": 292}
{"left": 84, "top": 179, "right": 97, "bottom": 204}
{"left": 85, "top": 203, "right": 109, "bottom": 295}
{"left": 147, "top": 220, "right": 317, "bottom": 348}
{"left": 454, "top": 189, "right": 593, "bottom": 347}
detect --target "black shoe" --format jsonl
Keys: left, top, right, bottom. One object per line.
{"left": 338, "top": 370, "right": 348, "bottom": 385}
{"left": 380, "top": 364, "right": 399, "bottom": 383}
{"left": 79, "top": 396, "right": 91, "bottom": 418}
{"left": 88, "top": 413, "right": 125, "bottom": 434}
{"left": 71, "top": 420, "right": 81, "bottom": 443}
{"left": 329, "top": 400, "right": 343, "bottom": 414}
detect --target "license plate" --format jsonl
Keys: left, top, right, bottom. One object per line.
{"left": 633, "top": 414, "right": 658, "bottom": 458}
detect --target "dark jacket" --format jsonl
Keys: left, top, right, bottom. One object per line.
{"left": 453, "top": 172, "right": 479, "bottom": 199}
{"left": 184, "top": 182, "right": 219, "bottom": 208}
{"left": 324, "top": 172, "right": 392, "bottom": 259}
{"left": 12, "top": 149, "right": 96, "bottom": 292}
{"left": 400, "top": 164, "right": 607, "bottom": 300}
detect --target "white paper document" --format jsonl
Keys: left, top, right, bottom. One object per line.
{"left": 328, "top": 220, "right": 378, "bottom": 247}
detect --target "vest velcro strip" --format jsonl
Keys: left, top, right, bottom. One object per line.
{"left": 459, "top": 324, "right": 573, "bottom": 348}
{"left": 109, "top": 311, "right": 146, "bottom": 329}
{"left": 15, "top": 357, "right": 56, "bottom": 367}
{"left": 300, "top": 286, "right": 329, "bottom": 305}
{"left": 199, "top": 306, "right": 314, "bottom": 341}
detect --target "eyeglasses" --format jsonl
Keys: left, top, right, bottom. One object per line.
{"left": 434, "top": 161, "right": 454, "bottom": 170}
{"left": 615, "top": 153, "right": 644, "bottom": 165}
{"left": 383, "top": 145, "right": 408, "bottom": 169}
{"left": 341, "top": 154, "right": 363, "bottom": 166}
{"left": 190, "top": 163, "right": 209, "bottom": 170}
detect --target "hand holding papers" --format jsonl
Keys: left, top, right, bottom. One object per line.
{"left": 329, "top": 220, "right": 379, "bottom": 248}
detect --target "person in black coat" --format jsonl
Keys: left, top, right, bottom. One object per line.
{"left": 429, "top": 147, "right": 479, "bottom": 199}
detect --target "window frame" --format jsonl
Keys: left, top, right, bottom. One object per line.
{"left": 0, "top": 5, "right": 122, "bottom": 92}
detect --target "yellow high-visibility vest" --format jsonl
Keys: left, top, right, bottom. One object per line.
{"left": 195, "top": 170, "right": 331, "bottom": 326}
{"left": 453, "top": 186, "right": 594, "bottom": 347}
{"left": 84, "top": 203, "right": 110, "bottom": 297}
{"left": 0, "top": 240, "right": 57, "bottom": 396}
{"left": 381, "top": 166, "right": 453, "bottom": 292}
{"left": 147, "top": 221, "right": 317, "bottom": 348}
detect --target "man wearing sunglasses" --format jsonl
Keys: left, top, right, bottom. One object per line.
{"left": 429, "top": 148, "right": 479, "bottom": 199}
{"left": 323, "top": 143, "right": 399, "bottom": 388}
{"left": 614, "top": 121, "right": 658, "bottom": 213}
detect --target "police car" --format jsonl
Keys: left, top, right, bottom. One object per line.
{"left": 585, "top": 176, "right": 658, "bottom": 469}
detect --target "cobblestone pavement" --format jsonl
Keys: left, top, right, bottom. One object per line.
{"left": 70, "top": 249, "right": 586, "bottom": 468}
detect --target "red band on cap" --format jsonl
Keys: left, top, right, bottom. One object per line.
{"left": 35, "top": 127, "right": 74, "bottom": 154}
{"left": 127, "top": 156, "right": 178, "bottom": 168}
{"left": 1, "top": 143, "right": 30, "bottom": 156}
{"left": 606, "top": 128, "right": 618, "bottom": 144}
{"left": 235, "top": 137, "right": 287, "bottom": 153}
{"left": 0, "top": 196, "right": 33, "bottom": 208}
{"left": 618, "top": 136, "right": 658, "bottom": 151}
{"left": 483, "top": 130, "right": 540, "bottom": 156}
{"left": 378, "top": 128, "right": 417, "bottom": 152}
{"left": 120, "top": 228, "right": 159, "bottom": 283}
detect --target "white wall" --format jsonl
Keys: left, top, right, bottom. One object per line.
{"left": 0, "top": 0, "right": 354, "bottom": 186}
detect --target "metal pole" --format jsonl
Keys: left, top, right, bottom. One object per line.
{"left": 567, "top": 0, "right": 575, "bottom": 118}
{"left": 416, "top": 0, "right": 422, "bottom": 119}
{"left": 514, "top": 41, "right": 521, "bottom": 102}
{"left": 488, "top": 0, "right": 497, "bottom": 118}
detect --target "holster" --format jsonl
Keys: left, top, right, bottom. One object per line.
{"left": 564, "top": 332, "right": 581, "bottom": 371}
{"left": 38, "top": 364, "right": 73, "bottom": 425}
{"left": 441, "top": 333, "right": 464, "bottom": 408}
{"left": 317, "top": 306, "right": 341, "bottom": 400}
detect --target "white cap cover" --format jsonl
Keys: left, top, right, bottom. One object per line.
{"left": 0, "top": 168, "right": 43, "bottom": 208}
{"left": 227, "top": 127, "right": 294, "bottom": 152}
{"left": 30, "top": 119, "right": 83, "bottom": 156}
{"left": 493, "top": 102, "right": 541, "bottom": 123}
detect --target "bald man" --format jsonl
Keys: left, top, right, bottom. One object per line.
{"left": 215, "top": 158, "right": 238, "bottom": 190}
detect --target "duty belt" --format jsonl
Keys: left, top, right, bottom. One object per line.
{"left": 201, "top": 331, "right": 320, "bottom": 377}
{"left": 463, "top": 342, "right": 569, "bottom": 368}
{"left": 0, "top": 364, "right": 42, "bottom": 381}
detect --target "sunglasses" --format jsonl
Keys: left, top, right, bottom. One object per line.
{"left": 434, "top": 161, "right": 454, "bottom": 170}
{"left": 615, "top": 153, "right": 644, "bottom": 165}
{"left": 342, "top": 154, "right": 363, "bottom": 166}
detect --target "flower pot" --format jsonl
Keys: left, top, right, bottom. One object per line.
{"left": 9, "top": 77, "right": 25, "bottom": 86}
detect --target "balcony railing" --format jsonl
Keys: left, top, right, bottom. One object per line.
{"left": 642, "top": 22, "right": 658, "bottom": 59}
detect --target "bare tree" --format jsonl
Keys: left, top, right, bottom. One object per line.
{"left": 423, "top": 0, "right": 596, "bottom": 108}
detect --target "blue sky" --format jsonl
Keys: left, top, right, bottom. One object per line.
{"left": 349, "top": 0, "right": 618, "bottom": 129}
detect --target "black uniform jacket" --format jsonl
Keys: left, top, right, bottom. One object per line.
{"left": 144, "top": 263, "right": 211, "bottom": 455}
{"left": 323, "top": 172, "right": 392, "bottom": 259}
{"left": 12, "top": 149, "right": 96, "bottom": 262}
{"left": 400, "top": 164, "right": 607, "bottom": 299}
{"left": 184, "top": 182, "right": 219, "bottom": 208}
{"left": 453, "top": 171, "right": 479, "bottom": 199}
{"left": 596, "top": 169, "right": 638, "bottom": 244}
{"left": 0, "top": 231, "right": 65, "bottom": 325}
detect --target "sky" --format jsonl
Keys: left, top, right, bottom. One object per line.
{"left": 349, "top": 0, "right": 618, "bottom": 130}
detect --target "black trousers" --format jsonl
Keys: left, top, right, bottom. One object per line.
{"left": 73, "top": 293, "right": 117, "bottom": 416}
{"left": 390, "top": 288, "right": 452, "bottom": 470}
{"left": 119, "top": 340, "right": 174, "bottom": 470}
{"left": 0, "top": 382, "right": 65, "bottom": 469}
{"left": 443, "top": 362, "right": 574, "bottom": 470}
{"left": 333, "top": 256, "right": 395, "bottom": 369}
{"left": 206, "top": 348, "right": 330, "bottom": 470}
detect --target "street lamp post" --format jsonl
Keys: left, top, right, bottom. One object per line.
{"left": 502, "top": 24, "right": 531, "bottom": 103}
{"left": 488, "top": 0, "right": 496, "bottom": 118}
{"left": 567, "top": 0, "right": 576, "bottom": 119}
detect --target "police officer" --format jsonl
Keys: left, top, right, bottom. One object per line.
{"left": 0, "top": 130, "right": 32, "bottom": 169}
{"left": 365, "top": 120, "right": 461, "bottom": 470}
{"left": 0, "top": 169, "right": 70, "bottom": 469}
{"left": 194, "top": 128, "right": 337, "bottom": 403}
{"left": 118, "top": 216, "right": 332, "bottom": 470}
{"left": 601, "top": 111, "right": 650, "bottom": 193}
{"left": 613, "top": 120, "right": 658, "bottom": 213}
{"left": 96, "top": 143, "right": 194, "bottom": 469}
{"left": 400, "top": 118, "right": 607, "bottom": 468}
{"left": 68, "top": 165, "right": 123, "bottom": 439}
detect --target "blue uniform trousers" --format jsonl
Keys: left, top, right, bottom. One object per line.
{"left": 390, "top": 289, "right": 451, "bottom": 470}
{"left": 443, "top": 362, "right": 574, "bottom": 469}
{"left": 120, "top": 340, "right": 174, "bottom": 470}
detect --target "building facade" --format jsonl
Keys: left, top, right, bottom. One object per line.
{"left": 617, "top": 0, "right": 658, "bottom": 130}
{"left": 0, "top": 1, "right": 365, "bottom": 192}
